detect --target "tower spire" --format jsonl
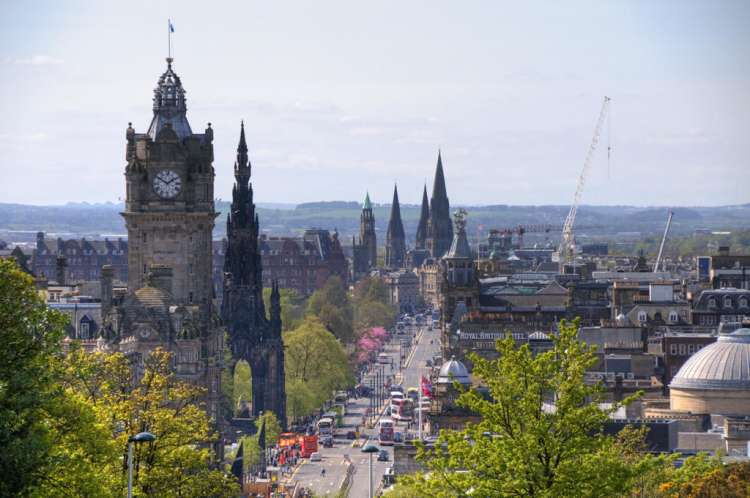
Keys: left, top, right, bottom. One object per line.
{"left": 416, "top": 183, "right": 430, "bottom": 250}
{"left": 385, "top": 183, "right": 406, "bottom": 268}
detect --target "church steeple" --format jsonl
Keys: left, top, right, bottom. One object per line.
{"left": 385, "top": 184, "right": 406, "bottom": 268}
{"left": 415, "top": 184, "right": 429, "bottom": 250}
{"left": 427, "top": 150, "right": 453, "bottom": 258}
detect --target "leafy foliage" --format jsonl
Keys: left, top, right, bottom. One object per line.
{"left": 401, "top": 319, "right": 649, "bottom": 498}
{"left": 307, "top": 276, "right": 355, "bottom": 343}
{"left": 0, "top": 259, "right": 68, "bottom": 496}
{"left": 283, "top": 316, "right": 353, "bottom": 419}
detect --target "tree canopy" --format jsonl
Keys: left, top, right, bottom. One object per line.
{"left": 401, "top": 319, "right": 654, "bottom": 498}
{"left": 283, "top": 316, "right": 353, "bottom": 419}
{"left": 307, "top": 276, "right": 354, "bottom": 343}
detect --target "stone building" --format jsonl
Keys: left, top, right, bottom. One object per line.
{"left": 100, "top": 57, "right": 223, "bottom": 422}
{"left": 33, "top": 232, "right": 128, "bottom": 282}
{"left": 351, "top": 192, "right": 377, "bottom": 280}
{"left": 690, "top": 288, "right": 750, "bottom": 327}
{"left": 385, "top": 184, "right": 406, "bottom": 269}
{"left": 259, "top": 229, "right": 347, "bottom": 296}
{"left": 425, "top": 151, "right": 453, "bottom": 259}
{"left": 383, "top": 269, "right": 419, "bottom": 313}
{"left": 221, "top": 122, "right": 286, "bottom": 425}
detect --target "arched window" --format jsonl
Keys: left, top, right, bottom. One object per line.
{"left": 668, "top": 310, "right": 679, "bottom": 323}
{"left": 708, "top": 297, "right": 717, "bottom": 309}
{"left": 637, "top": 311, "right": 647, "bottom": 323}
{"left": 739, "top": 297, "right": 748, "bottom": 309}
{"left": 79, "top": 315, "right": 92, "bottom": 340}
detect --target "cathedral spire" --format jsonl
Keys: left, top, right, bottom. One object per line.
{"left": 385, "top": 184, "right": 406, "bottom": 268}
{"left": 235, "top": 121, "right": 250, "bottom": 179}
{"left": 427, "top": 150, "right": 453, "bottom": 258}
{"left": 415, "top": 183, "right": 429, "bottom": 250}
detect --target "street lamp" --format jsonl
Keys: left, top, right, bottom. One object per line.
{"left": 361, "top": 441, "right": 380, "bottom": 498}
{"left": 127, "top": 431, "right": 156, "bottom": 498}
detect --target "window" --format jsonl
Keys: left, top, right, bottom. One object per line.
{"left": 708, "top": 298, "right": 717, "bottom": 309}
{"left": 670, "top": 343, "right": 678, "bottom": 356}
{"left": 79, "top": 317, "right": 91, "bottom": 340}
{"left": 679, "top": 344, "right": 686, "bottom": 355}
{"left": 668, "top": 311, "right": 679, "bottom": 323}
{"left": 637, "top": 311, "right": 647, "bottom": 323}
{"left": 687, "top": 344, "right": 694, "bottom": 355}
{"left": 724, "top": 296, "right": 733, "bottom": 309}
{"left": 189, "top": 292, "right": 193, "bottom": 303}
{"left": 739, "top": 297, "right": 748, "bottom": 309}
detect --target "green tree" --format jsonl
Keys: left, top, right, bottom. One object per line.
{"left": 284, "top": 316, "right": 353, "bottom": 419}
{"left": 256, "top": 410, "right": 282, "bottom": 445}
{"left": 401, "top": 319, "right": 650, "bottom": 498}
{"left": 307, "top": 276, "right": 354, "bottom": 343}
{"left": 352, "top": 276, "right": 397, "bottom": 332}
{"left": 60, "top": 348, "right": 238, "bottom": 498}
{"left": 0, "top": 259, "right": 68, "bottom": 496}
{"left": 232, "top": 360, "right": 252, "bottom": 415}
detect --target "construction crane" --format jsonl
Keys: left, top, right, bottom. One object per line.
{"left": 653, "top": 210, "right": 674, "bottom": 272}
{"left": 557, "top": 96, "right": 611, "bottom": 271}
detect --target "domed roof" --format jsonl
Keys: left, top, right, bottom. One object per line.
{"left": 133, "top": 285, "right": 171, "bottom": 309}
{"left": 147, "top": 58, "right": 192, "bottom": 140}
{"left": 670, "top": 329, "right": 750, "bottom": 391}
{"left": 528, "top": 331, "right": 550, "bottom": 341}
{"left": 438, "top": 357, "right": 471, "bottom": 385}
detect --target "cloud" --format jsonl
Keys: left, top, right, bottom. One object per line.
{"left": 7, "top": 55, "right": 64, "bottom": 66}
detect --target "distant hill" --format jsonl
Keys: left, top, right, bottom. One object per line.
{"left": 1, "top": 201, "right": 749, "bottom": 245}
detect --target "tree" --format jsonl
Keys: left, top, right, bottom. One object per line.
{"left": 0, "top": 259, "right": 68, "bottom": 496}
{"left": 307, "top": 276, "right": 354, "bottom": 343}
{"left": 401, "top": 319, "right": 650, "bottom": 498}
{"left": 59, "top": 348, "right": 238, "bottom": 498}
{"left": 233, "top": 360, "right": 252, "bottom": 416}
{"left": 256, "top": 411, "right": 282, "bottom": 446}
{"left": 352, "top": 276, "right": 397, "bottom": 333}
{"left": 284, "top": 316, "right": 353, "bottom": 419}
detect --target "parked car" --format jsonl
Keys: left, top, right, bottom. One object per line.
{"left": 310, "top": 452, "right": 322, "bottom": 462}
{"left": 377, "top": 450, "right": 389, "bottom": 462}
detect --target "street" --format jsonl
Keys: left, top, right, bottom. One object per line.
{"left": 290, "top": 321, "right": 441, "bottom": 497}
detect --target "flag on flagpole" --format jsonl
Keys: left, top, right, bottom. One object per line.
{"left": 169, "top": 20, "right": 175, "bottom": 32}
{"left": 420, "top": 375, "right": 432, "bottom": 398}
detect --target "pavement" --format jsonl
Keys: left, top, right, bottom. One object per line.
{"left": 290, "top": 322, "right": 441, "bottom": 497}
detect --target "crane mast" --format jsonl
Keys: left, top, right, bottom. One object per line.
{"left": 654, "top": 210, "right": 674, "bottom": 272}
{"left": 558, "top": 96, "right": 611, "bottom": 271}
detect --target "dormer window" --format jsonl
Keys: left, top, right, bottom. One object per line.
{"left": 739, "top": 296, "right": 749, "bottom": 309}
{"left": 723, "top": 296, "right": 733, "bottom": 309}
{"left": 708, "top": 297, "right": 717, "bottom": 309}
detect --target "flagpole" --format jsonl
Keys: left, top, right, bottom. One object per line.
{"left": 168, "top": 19, "right": 171, "bottom": 59}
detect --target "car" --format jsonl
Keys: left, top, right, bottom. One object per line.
{"left": 346, "top": 431, "right": 356, "bottom": 440}
{"left": 377, "top": 450, "right": 389, "bottom": 462}
{"left": 322, "top": 436, "right": 333, "bottom": 448}
{"left": 310, "top": 452, "right": 322, "bottom": 462}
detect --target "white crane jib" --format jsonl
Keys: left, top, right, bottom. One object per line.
{"left": 654, "top": 210, "right": 674, "bottom": 272}
{"left": 558, "top": 96, "right": 611, "bottom": 271}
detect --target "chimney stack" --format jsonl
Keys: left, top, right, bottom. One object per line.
{"left": 101, "top": 265, "right": 114, "bottom": 315}
{"left": 56, "top": 256, "right": 67, "bottom": 286}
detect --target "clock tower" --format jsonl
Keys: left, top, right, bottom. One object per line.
{"left": 101, "top": 57, "right": 223, "bottom": 426}
{"left": 123, "top": 57, "right": 216, "bottom": 306}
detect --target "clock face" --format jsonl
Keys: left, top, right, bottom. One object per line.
{"left": 153, "top": 170, "right": 182, "bottom": 199}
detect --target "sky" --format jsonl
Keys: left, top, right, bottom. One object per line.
{"left": 1, "top": 1, "right": 748, "bottom": 207}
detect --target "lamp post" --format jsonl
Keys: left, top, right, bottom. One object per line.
{"left": 127, "top": 431, "right": 156, "bottom": 498}
{"left": 361, "top": 441, "right": 380, "bottom": 498}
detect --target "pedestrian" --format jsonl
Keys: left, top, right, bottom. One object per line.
{"left": 321, "top": 468, "right": 326, "bottom": 477}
